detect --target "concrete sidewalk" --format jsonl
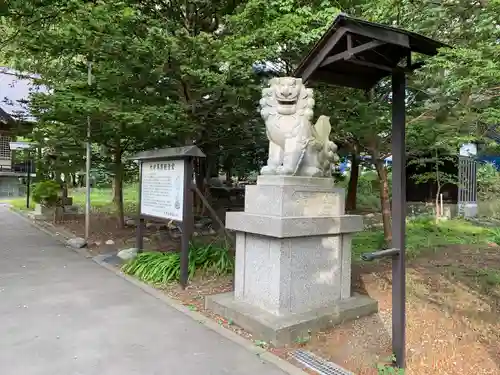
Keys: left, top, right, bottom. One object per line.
{"left": 0, "top": 206, "right": 290, "bottom": 375}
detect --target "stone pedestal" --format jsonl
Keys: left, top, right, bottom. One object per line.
{"left": 206, "top": 175, "right": 378, "bottom": 345}
{"left": 29, "top": 203, "right": 55, "bottom": 220}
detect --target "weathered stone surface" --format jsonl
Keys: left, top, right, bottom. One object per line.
{"left": 206, "top": 292, "right": 377, "bottom": 347}
{"left": 66, "top": 237, "right": 87, "bottom": 249}
{"left": 63, "top": 205, "right": 79, "bottom": 214}
{"left": 60, "top": 196, "right": 73, "bottom": 206}
{"left": 244, "top": 176, "right": 344, "bottom": 218}
{"left": 233, "top": 232, "right": 353, "bottom": 315}
{"left": 34, "top": 203, "right": 54, "bottom": 216}
{"left": 226, "top": 213, "right": 362, "bottom": 238}
{"left": 125, "top": 218, "right": 136, "bottom": 226}
{"left": 259, "top": 77, "right": 338, "bottom": 177}
{"left": 209, "top": 172, "right": 370, "bottom": 344}
{"left": 227, "top": 177, "right": 363, "bottom": 316}
{"left": 117, "top": 247, "right": 138, "bottom": 261}
{"left": 202, "top": 81, "right": 373, "bottom": 344}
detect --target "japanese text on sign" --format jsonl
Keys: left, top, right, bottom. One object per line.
{"left": 140, "top": 159, "right": 185, "bottom": 221}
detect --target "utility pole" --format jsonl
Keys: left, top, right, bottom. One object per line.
{"left": 85, "top": 61, "right": 92, "bottom": 243}
{"left": 26, "top": 149, "right": 31, "bottom": 209}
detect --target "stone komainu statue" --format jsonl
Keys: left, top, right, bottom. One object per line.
{"left": 259, "top": 77, "right": 339, "bottom": 177}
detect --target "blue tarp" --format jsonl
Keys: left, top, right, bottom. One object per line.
{"left": 477, "top": 156, "right": 500, "bottom": 170}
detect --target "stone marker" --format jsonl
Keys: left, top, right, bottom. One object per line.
{"left": 125, "top": 217, "right": 136, "bottom": 226}
{"left": 117, "top": 247, "right": 138, "bottom": 261}
{"left": 66, "top": 237, "right": 87, "bottom": 249}
{"left": 206, "top": 77, "right": 378, "bottom": 346}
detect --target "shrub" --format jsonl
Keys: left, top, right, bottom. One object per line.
{"left": 353, "top": 219, "right": 489, "bottom": 260}
{"left": 31, "top": 180, "right": 61, "bottom": 207}
{"left": 477, "top": 162, "right": 500, "bottom": 200}
{"left": 488, "top": 227, "right": 500, "bottom": 245}
{"left": 122, "top": 242, "right": 234, "bottom": 284}
{"left": 339, "top": 170, "right": 393, "bottom": 212}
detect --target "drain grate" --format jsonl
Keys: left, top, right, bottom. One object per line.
{"left": 291, "top": 349, "right": 354, "bottom": 375}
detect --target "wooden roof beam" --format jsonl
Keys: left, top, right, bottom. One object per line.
{"left": 344, "top": 22, "right": 410, "bottom": 49}
{"left": 320, "top": 39, "right": 386, "bottom": 67}
{"left": 300, "top": 27, "right": 347, "bottom": 83}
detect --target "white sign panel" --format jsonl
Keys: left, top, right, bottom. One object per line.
{"left": 140, "top": 159, "right": 185, "bottom": 221}
{"left": 459, "top": 143, "right": 477, "bottom": 157}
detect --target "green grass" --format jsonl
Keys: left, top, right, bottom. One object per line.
{"left": 70, "top": 184, "right": 138, "bottom": 213}
{"left": 122, "top": 242, "right": 234, "bottom": 284}
{"left": 474, "top": 269, "right": 500, "bottom": 287}
{"left": 352, "top": 217, "right": 491, "bottom": 261}
{"left": 4, "top": 184, "right": 138, "bottom": 213}
{"left": 4, "top": 197, "right": 35, "bottom": 211}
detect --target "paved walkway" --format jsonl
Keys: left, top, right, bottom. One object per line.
{"left": 0, "top": 206, "right": 288, "bottom": 375}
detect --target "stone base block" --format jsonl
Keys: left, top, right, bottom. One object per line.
{"left": 244, "top": 175, "right": 345, "bottom": 218}
{"left": 227, "top": 212, "right": 362, "bottom": 238}
{"left": 206, "top": 292, "right": 378, "bottom": 346}
{"left": 61, "top": 196, "right": 73, "bottom": 206}
{"left": 29, "top": 212, "right": 50, "bottom": 221}
{"left": 64, "top": 205, "right": 80, "bottom": 214}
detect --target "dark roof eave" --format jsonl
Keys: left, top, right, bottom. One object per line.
{"left": 294, "top": 13, "right": 449, "bottom": 88}
{"left": 130, "top": 145, "right": 206, "bottom": 161}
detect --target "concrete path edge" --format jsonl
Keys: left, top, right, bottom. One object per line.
{"left": 9, "top": 207, "right": 308, "bottom": 375}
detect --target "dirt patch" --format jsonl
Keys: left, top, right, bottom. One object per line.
{"left": 280, "top": 244, "right": 500, "bottom": 375}
{"left": 103, "top": 241, "right": 500, "bottom": 375}
{"left": 52, "top": 213, "right": 224, "bottom": 256}
{"left": 50, "top": 213, "right": 188, "bottom": 256}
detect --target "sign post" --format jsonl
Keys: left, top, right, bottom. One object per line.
{"left": 131, "top": 146, "right": 205, "bottom": 288}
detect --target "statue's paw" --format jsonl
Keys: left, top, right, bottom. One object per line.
{"left": 261, "top": 165, "right": 277, "bottom": 175}
{"left": 277, "top": 166, "right": 294, "bottom": 175}
{"left": 328, "top": 141, "right": 338, "bottom": 152}
{"left": 300, "top": 166, "right": 322, "bottom": 177}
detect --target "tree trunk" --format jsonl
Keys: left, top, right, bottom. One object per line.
{"left": 223, "top": 158, "right": 232, "bottom": 186}
{"left": 374, "top": 158, "right": 392, "bottom": 244}
{"left": 434, "top": 149, "right": 441, "bottom": 220}
{"left": 194, "top": 157, "right": 205, "bottom": 216}
{"left": 205, "top": 153, "right": 218, "bottom": 180}
{"left": 112, "top": 144, "right": 125, "bottom": 229}
{"left": 346, "top": 148, "right": 360, "bottom": 212}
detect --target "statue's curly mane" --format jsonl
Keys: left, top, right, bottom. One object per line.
{"left": 260, "top": 78, "right": 314, "bottom": 119}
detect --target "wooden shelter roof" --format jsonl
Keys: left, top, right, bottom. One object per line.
{"left": 294, "top": 13, "right": 449, "bottom": 89}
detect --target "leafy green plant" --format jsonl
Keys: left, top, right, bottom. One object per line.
{"left": 122, "top": 242, "right": 234, "bottom": 284}
{"left": 476, "top": 269, "right": 500, "bottom": 287}
{"left": 31, "top": 180, "right": 61, "bottom": 207}
{"left": 376, "top": 355, "right": 405, "bottom": 375}
{"left": 354, "top": 219, "right": 489, "bottom": 261}
{"left": 376, "top": 363, "right": 405, "bottom": 375}
{"left": 488, "top": 227, "right": 500, "bottom": 245}
{"left": 294, "top": 331, "right": 311, "bottom": 346}
{"left": 254, "top": 340, "right": 268, "bottom": 348}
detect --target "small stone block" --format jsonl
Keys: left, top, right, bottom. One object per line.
{"left": 256, "top": 175, "right": 335, "bottom": 188}
{"left": 244, "top": 176, "right": 345, "bottom": 218}
{"left": 66, "top": 237, "right": 87, "bottom": 249}
{"left": 206, "top": 292, "right": 378, "bottom": 346}
{"left": 226, "top": 212, "right": 363, "bottom": 238}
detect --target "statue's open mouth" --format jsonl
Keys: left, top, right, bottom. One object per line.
{"left": 277, "top": 99, "right": 296, "bottom": 105}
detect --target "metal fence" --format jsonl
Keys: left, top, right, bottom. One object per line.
{"left": 457, "top": 155, "right": 478, "bottom": 217}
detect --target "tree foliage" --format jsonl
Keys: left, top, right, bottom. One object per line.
{"left": 1, "top": 0, "right": 497, "bottom": 233}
